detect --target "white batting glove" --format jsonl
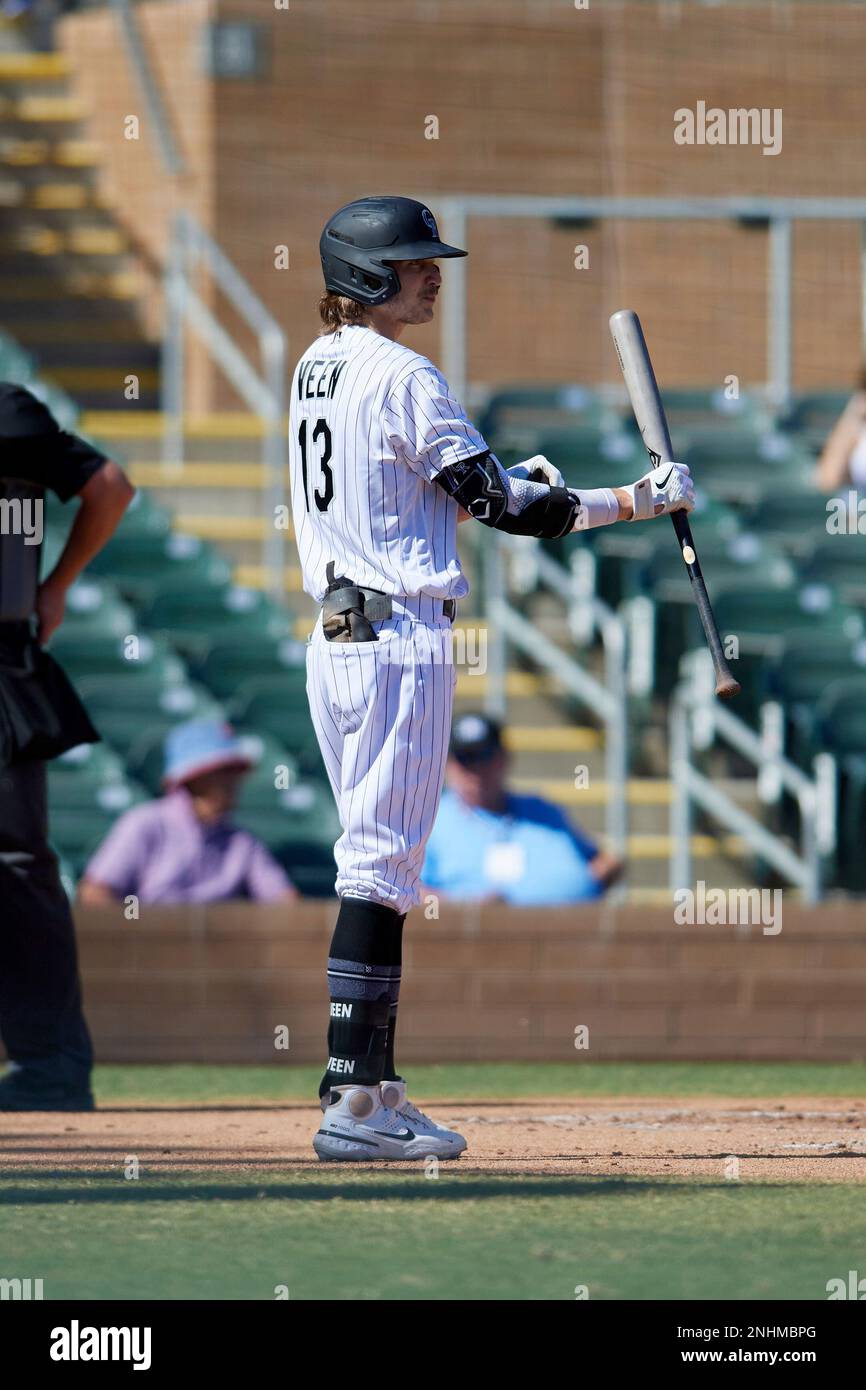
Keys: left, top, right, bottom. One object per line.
{"left": 627, "top": 461, "right": 695, "bottom": 521}
{"left": 507, "top": 454, "right": 565, "bottom": 489}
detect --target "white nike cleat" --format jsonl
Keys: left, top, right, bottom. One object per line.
{"left": 313, "top": 1083, "right": 465, "bottom": 1161}
{"left": 379, "top": 1079, "right": 467, "bottom": 1158}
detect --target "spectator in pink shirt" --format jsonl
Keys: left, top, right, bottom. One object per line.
{"left": 78, "top": 720, "right": 296, "bottom": 905}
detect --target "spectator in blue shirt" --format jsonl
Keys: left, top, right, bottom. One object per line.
{"left": 423, "top": 713, "right": 623, "bottom": 905}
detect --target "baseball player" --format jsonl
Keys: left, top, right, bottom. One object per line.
{"left": 289, "top": 195, "right": 694, "bottom": 1161}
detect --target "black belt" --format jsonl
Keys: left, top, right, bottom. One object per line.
{"left": 321, "top": 562, "right": 454, "bottom": 642}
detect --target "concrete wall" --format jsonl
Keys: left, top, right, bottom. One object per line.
{"left": 72, "top": 901, "right": 866, "bottom": 1064}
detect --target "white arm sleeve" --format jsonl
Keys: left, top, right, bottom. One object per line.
{"left": 570, "top": 487, "right": 620, "bottom": 531}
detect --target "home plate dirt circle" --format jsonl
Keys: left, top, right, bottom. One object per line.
{"left": 3, "top": 1097, "right": 865, "bottom": 1181}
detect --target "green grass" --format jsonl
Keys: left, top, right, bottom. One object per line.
{"left": 92, "top": 1060, "right": 866, "bottom": 1105}
{"left": 1, "top": 1172, "right": 862, "bottom": 1300}
{"left": 7, "top": 1063, "right": 863, "bottom": 1301}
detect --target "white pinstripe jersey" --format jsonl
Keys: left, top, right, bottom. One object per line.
{"left": 289, "top": 324, "right": 486, "bottom": 603}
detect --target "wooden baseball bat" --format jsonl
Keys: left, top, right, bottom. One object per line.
{"left": 609, "top": 308, "right": 740, "bottom": 700}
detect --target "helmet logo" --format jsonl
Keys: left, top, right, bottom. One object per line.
{"left": 421, "top": 208, "right": 438, "bottom": 236}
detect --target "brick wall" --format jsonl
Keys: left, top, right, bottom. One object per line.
{"left": 72, "top": 902, "right": 866, "bottom": 1064}
{"left": 59, "top": 2, "right": 866, "bottom": 408}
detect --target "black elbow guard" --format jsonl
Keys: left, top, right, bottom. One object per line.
{"left": 437, "top": 452, "right": 508, "bottom": 525}
{"left": 495, "top": 486, "right": 578, "bottom": 539}
{"left": 437, "top": 453, "right": 578, "bottom": 539}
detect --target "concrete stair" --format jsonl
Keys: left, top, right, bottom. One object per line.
{"left": 0, "top": 46, "right": 157, "bottom": 409}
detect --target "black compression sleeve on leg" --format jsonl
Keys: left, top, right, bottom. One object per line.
{"left": 382, "top": 913, "right": 405, "bottom": 1082}
{"left": 320, "top": 897, "right": 406, "bottom": 1098}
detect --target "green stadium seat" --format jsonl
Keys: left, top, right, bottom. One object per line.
{"left": 764, "top": 631, "right": 866, "bottom": 708}
{"left": 139, "top": 585, "right": 293, "bottom": 661}
{"left": 813, "top": 677, "right": 866, "bottom": 890}
{"left": 529, "top": 426, "right": 642, "bottom": 486}
{"left": 801, "top": 533, "right": 866, "bottom": 609}
{"left": 638, "top": 538, "right": 792, "bottom": 702}
{"left": 58, "top": 576, "right": 136, "bottom": 639}
{"left": 642, "top": 531, "right": 793, "bottom": 605}
{"left": 232, "top": 695, "right": 319, "bottom": 783}
{"left": 619, "top": 387, "right": 761, "bottom": 439}
{"left": 47, "top": 769, "right": 146, "bottom": 817}
{"left": 47, "top": 739, "right": 129, "bottom": 792}
{"left": 815, "top": 676, "right": 866, "bottom": 755}
{"left": 85, "top": 531, "right": 232, "bottom": 606}
{"left": 710, "top": 584, "right": 863, "bottom": 656}
{"left": 832, "top": 750, "right": 866, "bottom": 893}
{"left": 235, "top": 735, "right": 303, "bottom": 806}
{"left": 590, "top": 493, "right": 740, "bottom": 609}
{"left": 192, "top": 634, "right": 307, "bottom": 701}
{"left": 763, "top": 632, "right": 866, "bottom": 771}
{"left": 683, "top": 431, "right": 814, "bottom": 503}
{"left": 230, "top": 669, "right": 309, "bottom": 716}
{"left": 693, "top": 584, "right": 862, "bottom": 719}
{"left": 742, "top": 487, "right": 830, "bottom": 557}
{"left": 112, "top": 488, "right": 173, "bottom": 539}
{"left": 235, "top": 781, "right": 340, "bottom": 897}
{"left": 777, "top": 391, "right": 851, "bottom": 448}
{"left": 479, "top": 383, "right": 605, "bottom": 440}
{"left": 76, "top": 675, "right": 223, "bottom": 754}
{"left": 231, "top": 674, "right": 322, "bottom": 776}
{"left": 49, "top": 807, "right": 129, "bottom": 875}
{"left": 47, "top": 630, "right": 186, "bottom": 683}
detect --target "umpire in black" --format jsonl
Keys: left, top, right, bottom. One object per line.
{"left": 0, "top": 383, "right": 133, "bottom": 1111}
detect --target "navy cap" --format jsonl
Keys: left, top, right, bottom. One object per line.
{"left": 449, "top": 713, "right": 503, "bottom": 764}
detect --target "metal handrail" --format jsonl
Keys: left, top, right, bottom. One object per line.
{"left": 109, "top": 0, "right": 185, "bottom": 176}
{"left": 670, "top": 650, "right": 835, "bottom": 902}
{"left": 433, "top": 192, "right": 866, "bottom": 411}
{"left": 483, "top": 532, "right": 628, "bottom": 857}
{"left": 161, "top": 211, "right": 287, "bottom": 600}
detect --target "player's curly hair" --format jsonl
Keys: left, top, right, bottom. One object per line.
{"left": 318, "top": 292, "right": 368, "bottom": 333}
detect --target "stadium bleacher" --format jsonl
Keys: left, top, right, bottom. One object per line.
{"left": 7, "top": 352, "right": 862, "bottom": 897}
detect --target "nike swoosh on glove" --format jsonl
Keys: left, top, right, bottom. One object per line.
{"left": 628, "top": 461, "right": 695, "bottom": 521}
{"left": 507, "top": 454, "right": 566, "bottom": 488}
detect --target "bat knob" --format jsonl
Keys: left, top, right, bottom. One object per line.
{"left": 715, "top": 678, "right": 741, "bottom": 700}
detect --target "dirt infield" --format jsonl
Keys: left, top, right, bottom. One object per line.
{"left": 3, "top": 1096, "right": 865, "bottom": 1182}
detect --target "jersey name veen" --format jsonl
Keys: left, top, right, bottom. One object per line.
{"left": 289, "top": 324, "right": 485, "bottom": 603}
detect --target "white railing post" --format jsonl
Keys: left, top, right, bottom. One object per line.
{"left": 161, "top": 214, "right": 186, "bottom": 476}
{"left": 161, "top": 211, "right": 289, "bottom": 599}
{"left": 670, "top": 690, "right": 693, "bottom": 893}
{"left": 768, "top": 216, "right": 793, "bottom": 411}
{"left": 601, "top": 605, "right": 628, "bottom": 858}
{"left": 484, "top": 532, "right": 508, "bottom": 723}
{"left": 438, "top": 197, "right": 468, "bottom": 406}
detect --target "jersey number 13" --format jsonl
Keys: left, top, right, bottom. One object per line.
{"left": 298, "top": 418, "right": 334, "bottom": 512}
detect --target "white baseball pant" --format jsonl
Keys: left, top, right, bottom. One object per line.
{"left": 305, "top": 604, "right": 456, "bottom": 915}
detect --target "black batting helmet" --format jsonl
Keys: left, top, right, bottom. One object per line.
{"left": 320, "top": 195, "right": 467, "bottom": 306}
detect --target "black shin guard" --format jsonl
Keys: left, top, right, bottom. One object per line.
{"left": 320, "top": 897, "right": 406, "bottom": 1098}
